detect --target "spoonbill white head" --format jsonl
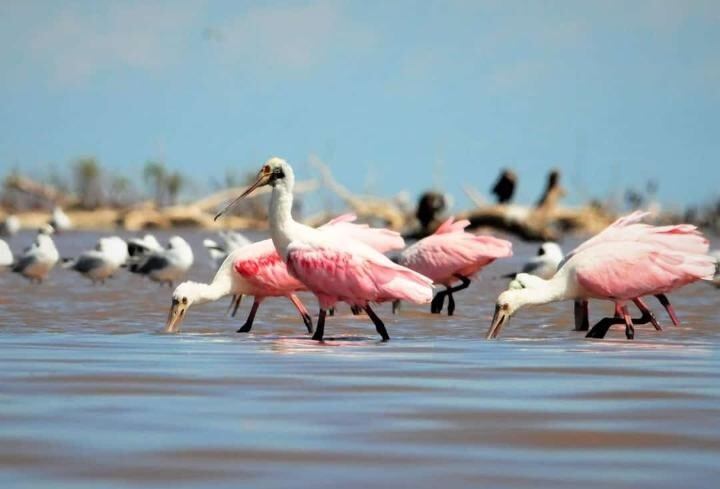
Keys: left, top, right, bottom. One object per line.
{"left": 164, "top": 281, "right": 203, "bottom": 333}
{"left": 214, "top": 157, "right": 294, "bottom": 221}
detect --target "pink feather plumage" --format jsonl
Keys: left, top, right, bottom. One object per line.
{"left": 399, "top": 216, "right": 513, "bottom": 286}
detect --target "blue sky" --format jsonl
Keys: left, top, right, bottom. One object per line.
{"left": 0, "top": 0, "right": 718, "bottom": 210}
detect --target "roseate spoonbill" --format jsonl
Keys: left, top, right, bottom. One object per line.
{"left": 62, "top": 236, "right": 129, "bottom": 284}
{"left": 169, "top": 213, "right": 406, "bottom": 334}
{"left": 487, "top": 214, "right": 715, "bottom": 340}
{"left": 0, "top": 239, "right": 12, "bottom": 268}
{"left": 565, "top": 212, "right": 709, "bottom": 334}
{"left": 214, "top": 157, "right": 433, "bottom": 341}
{"left": 129, "top": 236, "right": 194, "bottom": 286}
{"left": 165, "top": 239, "right": 312, "bottom": 334}
{"left": 0, "top": 215, "right": 20, "bottom": 237}
{"left": 12, "top": 226, "right": 59, "bottom": 283}
{"left": 504, "top": 242, "right": 563, "bottom": 280}
{"left": 509, "top": 272, "right": 664, "bottom": 339}
{"left": 49, "top": 207, "right": 72, "bottom": 232}
{"left": 397, "top": 217, "right": 512, "bottom": 315}
{"left": 221, "top": 213, "right": 405, "bottom": 329}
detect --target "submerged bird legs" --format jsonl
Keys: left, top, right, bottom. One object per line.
{"left": 580, "top": 295, "right": 671, "bottom": 339}
{"left": 312, "top": 304, "right": 389, "bottom": 342}
{"left": 227, "top": 294, "right": 313, "bottom": 334}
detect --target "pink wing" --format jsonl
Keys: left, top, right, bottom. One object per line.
{"left": 232, "top": 239, "right": 306, "bottom": 296}
{"left": 320, "top": 215, "right": 405, "bottom": 253}
{"left": 321, "top": 213, "right": 358, "bottom": 226}
{"left": 566, "top": 211, "right": 709, "bottom": 263}
{"left": 434, "top": 216, "right": 472, "bottom": 235}
{"left": 401, "top": 232, "right": 512, "bottom": 284}
{"left": 286, "top": 242, "right": 432, "bottom": 309}
{"left": 575, "top": 242, "right": 715, "bottom": 300}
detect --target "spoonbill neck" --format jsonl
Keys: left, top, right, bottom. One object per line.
{"left": 269, "top": 180, "right": 298, "bottom": 259}
{"left": 191, "top": 275, "right": 233, "bottom": 306}
{"left": 517, "top": 275, "right": 573, "bottom": 307}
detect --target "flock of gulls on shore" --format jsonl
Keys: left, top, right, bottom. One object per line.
{"left": 2, "top": 157, "right": 719, "bottom": 341}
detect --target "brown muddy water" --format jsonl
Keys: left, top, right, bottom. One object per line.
{"left": 1, "top": 230, "right": 719, "bottom": 489}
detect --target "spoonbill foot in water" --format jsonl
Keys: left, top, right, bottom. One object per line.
{"left": 310, "top": 306, "right": 389, "bottom": 342}
{"left": 586, "top": 302, "right": 664, "bottom": 339}
{"left": 586, "top": 304, "right": 635, "bottom": 339}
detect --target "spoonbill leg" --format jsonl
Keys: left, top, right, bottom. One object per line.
{"left": 364, "top": 305, "right": 390, "bottom": 341}
{"left": 655, "top": 293, "right": 680, "bottom": 326}
{"left": 237, "top": 298, "right": 261, "bottom": 333}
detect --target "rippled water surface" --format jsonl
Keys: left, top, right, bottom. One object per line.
{"left": 1, "top": 230, "right": 719, "bottom": 488}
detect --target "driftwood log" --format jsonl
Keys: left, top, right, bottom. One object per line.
{"left": 458, "top": 204, "right": 614, "bottom": 242}
{"left": 309, "top": 156, "right": 411, "bottom": 230}
{"left": 4, "top": 175, "right": 76, "bottom": 207}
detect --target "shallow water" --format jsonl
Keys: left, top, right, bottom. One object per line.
{"left": 1, "top": 230, "right": 719, "bottom": 489}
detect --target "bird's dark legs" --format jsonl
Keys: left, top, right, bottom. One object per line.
{"left": 364, "top": 305, "right": 390, "bottom": 341}
{"left": 350, "top": 305, "right": 363, "bottom": 316}
{"left": 655, "top": 293, "right": 680, "bottom": 326}
{"left": 574, "top": 299, "right": 590, "bottom": 331}
{"left": 431, "top": 275, "right": 471, "bottom": 315}
{"left": 312, "top": 309, "right": 327, "bottom": 341}
{"left": 632, "top": 298, "right": 662, "bottom": 331}
{"left": 237, "top": 298, "right": 260, "bottom": 333}
{"left": 587, "top": 304, "right": 632, "bottom": 339}
{"left": 227, "top": 294, "right": 243, "bottom": 317}
{"left": 288, "top": 294, "right": 313, "bottom": 333}
{"left": 391, "top": 300, "right": 401, "bottom": 314}
{"left": 620, "top": 305, "right": 635, "bottom": 339}
{"left": 446, "top": 275, "right": 471, "bottom": 316}
{"left": 430, "top": 290, "right": 446, "bottom": 314}
{"left": 328, "top": 307, "right": 335, "bottom": 317}
{"left": 447, "top": 292, "right": 456, "bottom": 316}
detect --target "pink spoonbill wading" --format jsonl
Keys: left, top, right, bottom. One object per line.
{"left": 165, "top": 238, "right": 312, "bottom": 334}
{"left": 397, "top": 216, "right": 513, "bottom": 315}
{"left": 214, "top": 157, "right": 434, "bottom": 341}
{"left": 166, "top": 212, "right": 407, "bottom": 334}
{"left": 487, "top": 212, "right": 715, "bottom": 340}
{"left": 564, "top": 211, "right": 712, "bottom": 337}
